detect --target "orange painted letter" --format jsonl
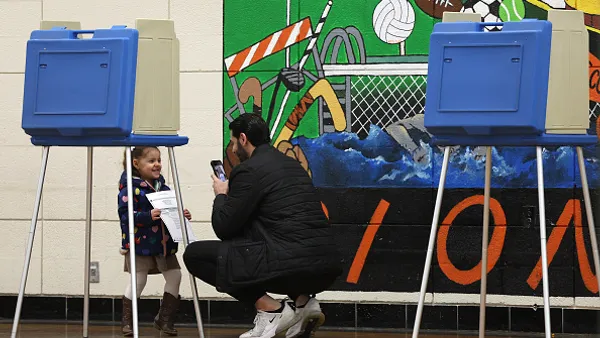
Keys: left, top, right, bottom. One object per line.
{"left": 527, "top": 199, "right": 599, "bottom": 294}
{"left": 526, "top": 199, "right": 576, "bottom": 290}
{"left": 346, "top": 199, "right": 390, "bottom": 284}
{"left": 437, "top": 195, "right": 507, "bottom": 285}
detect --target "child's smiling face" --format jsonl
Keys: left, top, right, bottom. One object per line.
{"left": 133, "top": 148, "right": 162, "bottom": 181}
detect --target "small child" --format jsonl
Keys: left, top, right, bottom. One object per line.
{"left": 117, "top": 146, "right": 191, "bottom": 336}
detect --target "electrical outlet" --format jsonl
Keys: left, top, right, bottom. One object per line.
{"left": 90, "top": 261, "right": 100, "bottom": 283}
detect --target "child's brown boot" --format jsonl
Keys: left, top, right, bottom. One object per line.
{"left": 154, "top": 292, "right": 180, "bottom": 336}
{"left": 121, "top": 296, "right": 133, "bottom": 336}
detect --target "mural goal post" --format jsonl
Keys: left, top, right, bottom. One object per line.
{"left": 322, "top": 56, "right": 428, "bottom": 138}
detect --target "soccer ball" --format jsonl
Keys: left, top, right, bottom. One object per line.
{"left": 460, "top": 0, "right": 503, "bottom": 31}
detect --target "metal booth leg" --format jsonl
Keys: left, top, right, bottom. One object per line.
{"left": 412, "top": 146, "right": 451, "bottom": 338}
{"left": 125, "top": 146, "right": 140, "bottom": 337}
{"left": 168, "top": 147, "right": 205, "bottom": 338}
{"left": 83, "top": 147, "right": 93, "bottom": 337}
{"left": 11, "top": 146, "right": 50, "bottom": 338}
{"left": 576, "top": 146, "right": 600, "bottom": 297}
{"left": 479, "top": 146, "right": 492, "bottom": 338}
{"left": 535, "top": 146, "right": 552, "bottom": 338}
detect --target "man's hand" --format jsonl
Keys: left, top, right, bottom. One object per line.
{"left": 151, "top": 208, "right": 161, "bottom": 220}
{"left": 212, "top": 174, "right": 229, "bottom": 196}
{"left": 183, "top": 208, "right": 192, "bottom": 220}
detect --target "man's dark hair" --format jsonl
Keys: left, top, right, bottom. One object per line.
{"left": 229, "top": 113, "right": 271, "bottom": 147}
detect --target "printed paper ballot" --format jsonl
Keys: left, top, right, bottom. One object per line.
{"left": 146, "top": 190, "right": 197, "bottom": 243}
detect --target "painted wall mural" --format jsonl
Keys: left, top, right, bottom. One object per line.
{"left": 222, "top": 0, "right": 600, "bottom": 299}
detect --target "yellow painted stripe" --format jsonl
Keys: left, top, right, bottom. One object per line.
{"left": 524, "top": 0, "right": 600, "bottom": 34}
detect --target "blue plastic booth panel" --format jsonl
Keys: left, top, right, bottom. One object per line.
{"left": 29, "top": 134, "right": 189, "bottom": 147}
{"left": 21, "top": 26, "right": 139, "bottom": 138}
{"left": 430, "top": 133, "right": 597, "bottom": 147}
{"left": 424, "top": 20, "right": 552, "bottom": 137}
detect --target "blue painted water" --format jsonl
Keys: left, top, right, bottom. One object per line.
{"left": 291, "top": 125, "right": 600, "bottom": 189}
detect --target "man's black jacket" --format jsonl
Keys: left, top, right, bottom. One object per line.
{"left": 212, "top": 144, "right": 342, "bottom": 292}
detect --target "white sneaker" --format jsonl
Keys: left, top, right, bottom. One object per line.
{"left": 285, "top": 298, "right": 325, "bottom": 338}
{"left": 239, "top": 302, "right": 301, "bottom": 338}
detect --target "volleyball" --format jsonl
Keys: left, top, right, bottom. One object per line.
{"left": 373, "top": 0, "right": 416, "bottom": 44}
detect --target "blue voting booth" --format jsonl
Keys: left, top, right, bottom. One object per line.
{"left": 412, "top": 12, "right": 600, "bottom": 338}
{"left": 424, "top": 20, "right": 596, "bottom": 146}
{"left": 21, "top": 26, "right": 187, "bottom": 147}
{"left": 12, "top": 24, "right": 204, "bottom": 338}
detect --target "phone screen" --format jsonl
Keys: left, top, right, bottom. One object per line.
{"left": 212, "top": 161, "right": 227, "bottom": 182}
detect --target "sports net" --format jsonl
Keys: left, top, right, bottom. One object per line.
{"left": 590, "top": 101, "right": 600, "bottom": 120}
{"left": 350, "top": 74, "right": 427, "bottom": 137}
{"left": 322, "top": 59, "right": 428, "bottom": 138}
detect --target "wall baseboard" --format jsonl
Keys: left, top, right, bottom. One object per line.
{"left": 0, "top": 295, "right": 599, "bottom": 335}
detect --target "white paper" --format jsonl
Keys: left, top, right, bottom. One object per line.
{"left": 146, "top": 190, "right": 197, "bottom": 243}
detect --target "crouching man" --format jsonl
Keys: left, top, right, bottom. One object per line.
{"left": 183, "top": 113, "right": 342, "bottom": 338}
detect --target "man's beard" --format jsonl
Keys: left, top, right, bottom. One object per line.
{"left": 235, "top": 140, "right": 249, "bottom": 162}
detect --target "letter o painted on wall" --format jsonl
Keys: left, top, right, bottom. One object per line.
{"left": 436, "top": 195, "right": 507, "bottom": 285}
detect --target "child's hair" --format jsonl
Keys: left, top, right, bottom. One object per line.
{"left": 122, "top": 146, "right": 160, "bottom": 177}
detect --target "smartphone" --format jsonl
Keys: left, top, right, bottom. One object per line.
{"left": 210, "top": 160, "right": 227, "bottom": 182}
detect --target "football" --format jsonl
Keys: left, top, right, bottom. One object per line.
{"left": 414, "top": 0, "right": 464, "bottom": 19}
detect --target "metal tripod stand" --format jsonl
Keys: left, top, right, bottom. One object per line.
{"left": 412, "top": 145, "right": 600, "bottom": 338}
{"left": 11, "top": 146, "right": 205, "bottom": 338}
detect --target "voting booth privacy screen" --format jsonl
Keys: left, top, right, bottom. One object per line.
{"left": 22, "top": 26, "right": 139, "bottom": 139}
{"left": 20, "top": 21, "right": 187, "bottom": 147}
{"left": 424, "top": 20, "right": 552, "bottom": 137}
